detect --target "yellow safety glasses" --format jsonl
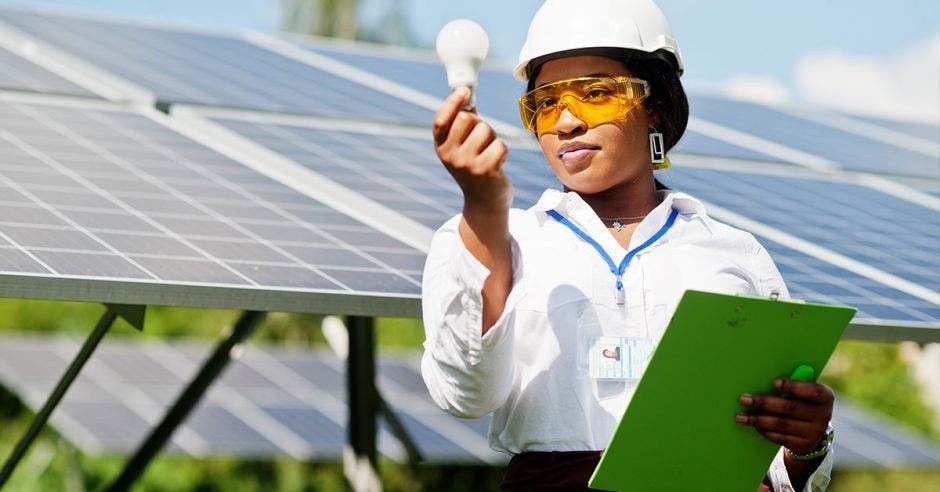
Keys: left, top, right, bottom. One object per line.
{"left": 518, "top": 76, "right": 650, "bottom": 134}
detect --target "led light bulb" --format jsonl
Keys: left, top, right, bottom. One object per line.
{"left": 436, "top": 19, "right": 489, "bottom": 110}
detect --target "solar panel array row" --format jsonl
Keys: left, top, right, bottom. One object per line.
{"left": 1, "top": 6, "right": 937, "bottom": 179}
{"left": 0, "top": 5, "right": 934, "bottom": 325}
{"left": 0, "top": 2, "right": 935, "bottom": 473}
{"left": 0, "top": 335, "right": 502, "bottom": 463}
{"left": 203, "top": 113, "right": 940, "bottom": 326}
{"left": 0, "top": 335, "right": 935, "bottom": 468}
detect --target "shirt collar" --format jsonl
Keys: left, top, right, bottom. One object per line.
{"left": 531, "top": 188, "right": 708, "bottom": 217}
{"left": 531, "top": 188, "right": 711, "bottom": 251}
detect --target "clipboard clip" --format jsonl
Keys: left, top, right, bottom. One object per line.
{"left": 769, "top": 291, "right": 780, "bottom": 301}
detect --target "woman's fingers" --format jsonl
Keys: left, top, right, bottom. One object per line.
{"left": 736, "top": 412, "right": 816, "bottom": 435}
{"left": 477, "top": 138, "right": 509, "bottom": 172}
{"left": 737, "top": 381, "right": 835, "bottom": 455}
{"left": 736, "top": 412, "right": 826, "bottom": 453}
{"left": 431, "top": 88, "right": 510, "bottom": 206}
{"left": 774, "top": 378, "right": 835, "bottom": 404}
{"left": 737, "top": 393, "right": 828, "bottom": 422}
{"left": 755, "top": 429, "right": 818, "bottom": 454}
{"left": 432, "top": 87, "right": 471, "bottom": 145}
{"left": 464, "top": 117, "right": 497, "bottom": 155}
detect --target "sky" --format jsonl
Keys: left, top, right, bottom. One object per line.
{"left": 3, "top": 0, "right": 939, "bottom": 123}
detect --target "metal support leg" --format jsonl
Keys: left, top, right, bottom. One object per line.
{"left": 107, "top": 311, "right": 266, "bottom": 492}
{"left": 377, "top": 396, "right": 423, "bottom": 465}
{"left": 0, "top": 307, "right": 121, "bottom": 487}
{"left": 345, "top": 315, "right": 380, "bottom": 491}
{"left": 322, "top": 315, "right": 422, "bottom": 465}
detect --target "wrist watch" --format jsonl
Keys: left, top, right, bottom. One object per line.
{"left": 787, "top": 423, "right": 834, "bottom": 461}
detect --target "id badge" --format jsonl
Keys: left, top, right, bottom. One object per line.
{"left": 587, "top": 336, "right": 651, "bottom": 380}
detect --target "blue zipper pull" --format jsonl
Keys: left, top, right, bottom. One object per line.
{"left": 616, "top": 275, "right": 625, "bottom": 305}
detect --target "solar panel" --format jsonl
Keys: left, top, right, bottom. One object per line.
{"left": 759, "top": 238, "right": 940, "bottom": 324}
{"left": 300, "top": 40, "right": 525, "bottom": 128}
{"left": 196, "top": 109, "right": 939, "bottom": 329}
{"left": 691, "top": 95, "right": 939, "bottom": 179}
{"left": 0, "top": 335, "right": 504, "bottom": 463}
{"left": 661, "top": 166, "right": 940, "bottom": 295}
{"left": 843, "top": 112, "right": 940, "bottom": 144}
{"left": 204, "top": 112, "right": 559, "bottom": 229}
{"left": 1, "top": 334, "right": 937, "bottom": 468}
{"left": 300, "top": 41, "right": 788, "bottom": 164}
{"left": 671, "top": 123, "right": 788, "bottom": 163}
{"left": 0, "top": 94, "right": 424, "bottom": 316}
{"left": 0, "top": 45, "right": 95, "bottom": 97}
{"left": 0, "top": 7, "right": 432, "bottom": 125}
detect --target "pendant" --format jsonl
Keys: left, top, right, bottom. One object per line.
{"left": 612, "top": 221, "right": 623, "bottom": 231}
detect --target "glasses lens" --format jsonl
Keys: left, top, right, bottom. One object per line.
{"left": 518, "top": 77, "right": 648, "bottom": 134}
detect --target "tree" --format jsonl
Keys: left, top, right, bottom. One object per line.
{"left": 281, "top": 0, "right": 359, "bottom": 39}
{"left": 280, "top": 0, "right": 418, "bottom": 47}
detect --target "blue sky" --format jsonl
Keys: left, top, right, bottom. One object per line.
{"left": 4, "top": 0, "right": 939, "bottom": 122}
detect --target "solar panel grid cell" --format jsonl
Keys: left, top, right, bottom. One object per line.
{"left": 59, "top": 401, "right": 150, "bottom": 450}
{"left": 383, "top": 413, "right": 478, "bottom": 460}
{"left": 186, "top": 405, "right": 284, "bottom": 455}
{"left": 0, "top": 46, "right": 94, "bottom": 96}
{"left": 262, "top": 407, "right": 346, "bottom": 455}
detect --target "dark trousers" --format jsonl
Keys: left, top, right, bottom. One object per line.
{"left": 500, "top": 451, "right": 611, "bottom": 491}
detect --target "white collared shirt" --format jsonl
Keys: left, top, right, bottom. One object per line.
{"left": 421, "top": 188, "right": 832, "bottom": 492}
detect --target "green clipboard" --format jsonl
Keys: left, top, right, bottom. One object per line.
{"left": 588, "top": 290, "right": 856, "bottom": 492}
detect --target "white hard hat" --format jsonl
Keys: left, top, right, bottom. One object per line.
{"left": 514, "top": 0, "right": 683, "bottom": 82}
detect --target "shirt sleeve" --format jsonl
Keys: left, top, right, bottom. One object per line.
{"left": 420, "top": 214, "right": 526, "bottom": 419}
{"left": 751, "top": 237, "right": 832, "bottom": 491}
{"left": 750, "top": 237, "right": 791, "bottom": 300}
{"left": 767, "top": 447, "right": 834, "bottom": 492}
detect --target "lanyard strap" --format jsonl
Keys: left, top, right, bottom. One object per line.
{"left": 546, "top": 208, "right": 679, "bottom": 302}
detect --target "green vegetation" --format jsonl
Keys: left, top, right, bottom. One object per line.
{"left": 822, "top": 340, "right": 939, "bottom": 443}
{"left": 0, "top": 298, "right": 937, "bottom": 490}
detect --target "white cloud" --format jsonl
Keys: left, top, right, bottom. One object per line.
{"left": 721, "top": 74, "right": 792, "bottom": 105}
{"left": 793, "top": 35, "right": 940, "bottom": 123}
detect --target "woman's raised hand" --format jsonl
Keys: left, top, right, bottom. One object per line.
{"left": 432, "top": 87, "right": 513, "bottom": 335}
{"left": 433, "top": 87, "right": 512, "bottom": 212}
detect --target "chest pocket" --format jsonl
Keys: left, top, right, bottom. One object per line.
{"left": 516, "top": 249, "right": 592, "bottom": 314}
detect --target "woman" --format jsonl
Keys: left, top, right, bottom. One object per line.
{"left": 422, "top": 1, "right": 835, "bottom": 490}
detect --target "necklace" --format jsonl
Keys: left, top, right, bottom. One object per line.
{"left": 598, "top": 214, "right": 647, "bottom": 231}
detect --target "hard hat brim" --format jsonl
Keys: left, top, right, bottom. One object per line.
{"left": 515, "top": 47, "right": 683, "bottom": 83}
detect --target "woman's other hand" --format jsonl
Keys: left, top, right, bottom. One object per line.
{"left": 737, "top": 379, "right": 834, "bottom": 491}
{"left": 736, "top": 378, "right": 833, "bottom": 453}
